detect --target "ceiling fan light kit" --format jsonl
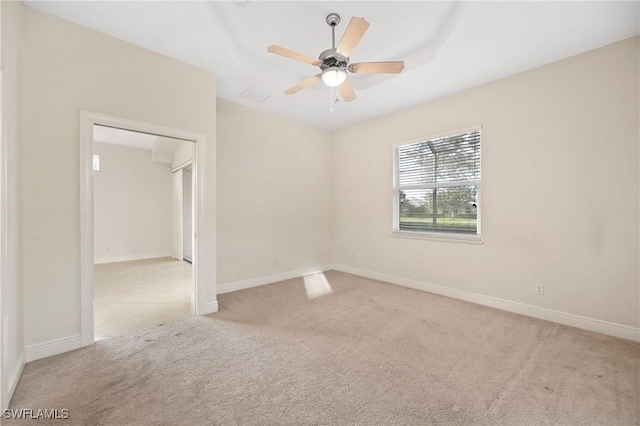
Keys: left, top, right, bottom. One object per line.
{"left": 321, "top": 67, "right": 347, "bottom": 87}
{"left": 267, "top": 12, "right": 405, "bottom": 104}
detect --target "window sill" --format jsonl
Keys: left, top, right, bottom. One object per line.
{"left": 391, "top": 230, "right": 483, "bottom": 245}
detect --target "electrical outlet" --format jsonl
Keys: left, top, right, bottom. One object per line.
{"left": 535, "top": 285, "right": 544, "bottom": 295}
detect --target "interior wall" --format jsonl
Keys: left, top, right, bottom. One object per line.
{"left": 93, "top": 142, "right": 173, "bottom": 264}
{"left": 22, "top": 6, "right": 216, "bottom": 348}
{"left": 216, "top": 100, "right": 332, "bottom": 286}
{"left": 0, "top": 0, "right": 24, "bottom": 410}
{"left": 331, "top": 36, "right": 640, "bottom": 329}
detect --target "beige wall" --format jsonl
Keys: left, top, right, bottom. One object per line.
{"left": 1, "top": 0, "right": 25, "bottom": 410}
{"left": 93, "top": 142, "right": 173, "bottom": 263}
{"left": 332, "top": 36, "right": 640, "bottom": 328}
{"left": 22, "top": 6, "right": 216, "bottom": 347}
{"left": 216, "top": 100, "right": 332, "bottom": 285}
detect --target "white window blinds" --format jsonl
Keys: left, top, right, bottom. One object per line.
{"left": 394, "top": 129, "right": 481, "bottom": 236}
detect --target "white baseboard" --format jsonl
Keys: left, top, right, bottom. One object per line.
{"left": 198, "top": 300, "right": 219, "bottom": 315}
{"left": 26, "top": 335, "right": 81, "bottom": 363}
{"left": 331, "top": 264, "right": 640, "bottom": 342}
{"left": 94, "top": 252, "right": 172, "bottom": 265}
{"left": 217, "top": 265, "right": 333, "bottom": 295}
{"left": 3, "top": 350, "right": 26, "bottom": 410}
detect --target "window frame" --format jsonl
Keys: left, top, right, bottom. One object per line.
{"left": 392, "top": 125, "right": 483, "bottom": 243}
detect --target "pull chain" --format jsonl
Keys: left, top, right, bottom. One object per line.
{"left": 330, "top": 87, "right": 334, "bottom": 112}
{"left": 329, "top": 87, "right": 341, "bottom": 112}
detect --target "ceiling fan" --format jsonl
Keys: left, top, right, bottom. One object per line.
{"left": 267, "top": 13, "right": 405, "bottom": 103}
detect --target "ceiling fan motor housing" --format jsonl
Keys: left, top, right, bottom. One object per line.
{"left": 319, "top": 48, "right": 348, "bottom": 71}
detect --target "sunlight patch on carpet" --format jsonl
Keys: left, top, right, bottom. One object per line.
{"left": 303, "top": 273, "right": 333, "bottom": 299}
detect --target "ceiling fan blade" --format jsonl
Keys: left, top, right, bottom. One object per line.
{"left": 339, "top": 80, "right": 356, "bottom": 102}
{"left": 268, "top": 45, "right": 322, "bottom": 66}
{"left": 284, "top": 74, "right": 322, "bottom": 95}
{"left": 336, "top": 17, "right": 370, "bottom": 58}
{"left": 349, "top": 61, "right": 405, "bottom": 74}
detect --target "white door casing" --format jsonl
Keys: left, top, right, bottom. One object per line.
{"left": 80, "top": 111, "right": 217, "bottom": 347}
{"left": 183, "top": 166, "right": 193, "bottom": 263}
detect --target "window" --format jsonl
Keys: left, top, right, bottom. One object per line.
{"left": 393, "top": 128, "right": 481, "bottom": 240}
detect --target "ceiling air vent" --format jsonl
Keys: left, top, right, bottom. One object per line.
{"left": 238, "top": 87, "right": 270, "bottom": 104}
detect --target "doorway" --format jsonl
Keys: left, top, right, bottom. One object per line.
{"left": 80, "top": 111, "right": 215, "bottom": 347}
{"left": 92, "top": 125, "right": 196, "bottom": 339}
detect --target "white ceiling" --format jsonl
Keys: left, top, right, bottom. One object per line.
{"left": 26, "top": 1, "right": 639, "bottom": 131}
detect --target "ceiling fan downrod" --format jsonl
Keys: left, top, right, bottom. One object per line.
{"left": 319, "top": 12, "right": 348, "bottom": 77}
{"left": 326, "top": 13, "right": 340, "bottom": 49}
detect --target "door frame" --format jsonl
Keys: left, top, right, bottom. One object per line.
{"left": 79, "top": 111, "right": 212, "bottom": 347}
{"left": 181, "top": 165, "right": 194, "bottom": 263}
{"left": 171, "top": 161, "right": 193, "bottom": 262}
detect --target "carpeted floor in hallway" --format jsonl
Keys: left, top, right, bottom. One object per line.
{"left": 7, "top": 271, "right": 640, "bottom": 425}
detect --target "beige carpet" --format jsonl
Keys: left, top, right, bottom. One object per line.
{"left": 8, "top": 271, "right": 639, "bottom": 425}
